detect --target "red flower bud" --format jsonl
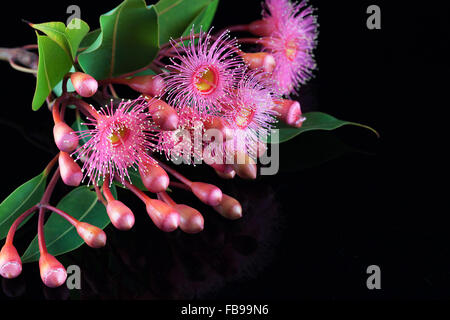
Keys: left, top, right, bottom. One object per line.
{"left": 147, "top": 99, "right": 179, "bottom": 131}
{"left": 209, "top": 163, "right": 236, "bottom": 179}
{"left": 174, "top": 204, "right": 204, "bottom": 234}
{"left": 70, "top": 72, "right": 98, "bottom": 97}
{"left": 106, "top": 200, "right": 135, "bottom": 230}
{"left": 272, "top": 99, "right": 305, "bottom": 128}
{"left": 53, "top": 121, "right": 79, "bottom": 152}
{"left": 59, "top": 152, "right": 83, "bottom": 186}
{"left": 39, "top": 253, "right": 67, "bottom": 288}
{"left": 248, "top": 19, "right": 274, "bottom": 37}
{"left": 124, "top": 75, "right": 165, "bottom": 97}
{"left": 232, "top": 152, "right": 257, "bottom": 179}
{"left": 76, "top": 222, "right": 107, "bottom": 248}
{"left": 213, "top": 194, "right": 243, "bottom": 220}
{"left": 0, "top": 244, "right": 22, "bottom": 279}
{"left": 139, "top": 163, "right": 170, "bottom": 193}
{"left": 190, "top": 182, "right": 223, "bottom": 206}
{"left": 145, "top": 198, "right": 179, "bottom": 232}
{"left": 241, "top": 52, "right": 276, "bottom": 73}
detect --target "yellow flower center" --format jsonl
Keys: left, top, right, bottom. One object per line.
{"left": 285, "top": 40, "right": 298, "bottom": 61}
{"left": 194, "top": 67, "right": 218, "bottom": 94}
{"left": 108, "top": 126, "right": 129, "bottom": 146}
{"left": 235, "top": 105, "right": 255, "bottom": 129}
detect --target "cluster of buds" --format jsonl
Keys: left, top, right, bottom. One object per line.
{"left": 1, "top": 0, "right": 317, "bottom": 287}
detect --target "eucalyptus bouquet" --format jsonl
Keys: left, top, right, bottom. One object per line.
{"left": 0, "top": 0, "right": 376, "bottom": 288}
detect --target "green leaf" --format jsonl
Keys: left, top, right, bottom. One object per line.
{"left": 21, "top": 185, "right": 117, "bottom": 263}
{"left": 32, "top": 35, "right": 73, "bottom": 110}
{"left": 0, "top": 171, "right": 47, "bottom": 240}
{"left": 266, "top": 112, "right": 379, "bottom": 144}
{"left": 155, "top": 0, "right": 217, "bottom": 46}
{"left": 181, "top": 0, "right": 219, "bottom": 38}
{"left": 31, "top": 19, "right": 90, "bottom": 59}
{"left": 78, "top": 0, "right": 159, "bottom": 80}
{"left": 79, "top": 29, "right": 101, "bottom": 49}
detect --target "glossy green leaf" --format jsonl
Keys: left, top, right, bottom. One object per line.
{"left": 78, "top": 0, "right": 159, "bottom": 80}
{"left": 32, "top": 35, "right": 73, "bottom": 110}
{"left": 31, "top": 19, "right": 90, "bottom": 59}
{"left": 0, "top": 171, "right": 47, "bottom": 240}
{"left": 266, "top": 112, "right": 379, "bottom": 144}
{"left": 181, "top": 0, "right": 219, "bottom": 38}
{"left": 21, "top": 185, "right": 117, "bottom": 263}
{"left": 79, "top": 29, "right": 101, "bottom": 50}
{"left": 155, "top": 0, "right": 217, "bottom": 45}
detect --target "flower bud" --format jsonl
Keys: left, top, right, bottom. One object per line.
{"left": 70, "top": 72, "right": 98, "bottom": 98}
{"left": 106, "top": 200, "right": 135, "bottom": 230}
{"left": 232, "top": 152, "right": 257, "bottom": 179}
{"left": 0, "top": 244, "right": 22, "bottom": 279}
{"left": 190, "top": 182, "right": 223, "bottom": 206}
{"left": 124, "top": 75, "right": 165, "bottom": 97}
{"left": 53, "top": 122, "right": 79, "bottom": 152}
{"left": 145, "top": 198, "right": 179, "bottom": 232}
{"left": 272, "top": 99, "right": 305, "bottom": 128}
{"left": 139, "top": 163, "right": 170, "bottom": 193}
{"left": 174, "top": 204, "right": 204, "bottom": 234}
{"left": 147, "top": 99, "right": 179, "bottom": 131}
{"left": 76, "top": 222, "right": 107, "bottom": 248}
{"left": 39, "top": 253, "right": 67, "bottom": 288}
{"left": 209, "top": 163, "right": 236, "bottom": 179}
{"left": 248, "top": 19, "right": 274, "bottom": 37}
{"left": 213, "top": 194, "right": 243, "bottom": 220}
{"left": 241, "top": 52, "right": 276, "bottom": 73}
{"left": 59, "top": 152, "right": 83, "bottom": 186}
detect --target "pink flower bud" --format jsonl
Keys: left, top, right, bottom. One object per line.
{"left": 76, "top": 222, "right": 107, "bottom": 248}
{"left": 0, "top": 244, "right": 22, "bottom": 279}
{"left": 106, "top": 200, "right": 135, "bottom": 230}
{"left": 190, "top": 182, "right": 223, "bottom": 206}
{"left": 241, "top": 52, "right": 276, "bottom": 73}
{"left": 139, "top": 163, "right": 170, "bottom": 193}
{"left": 232, "top": 152, "right": 257, "bottom": 179}
{"left": 53, "top": 121, "right": 79, "bottom": 152}
{"left": 248, "top": 19, "right": 274, "bottom": 37}
{"left": 125, "top": 75, "right": 165, "bottom": 97}
{"left": 209, "top": 163, "right": 236, "bottom": 179}
{"left": 147, "top": 99, "right": 179, "bottom": 131}
{"left": 145, "top": 198, "right": 179, "bottom": 232}
{"left": 39, "top": 253, "right": 67, "bottom": 288}
{"left": 59, "top": 152, "right": 83, "bottom": 186}
{"left": 174, "top": 204, "right": 204, "bottom": 234}
{"left": 70, "top": 72, "right": 98, "bottom": 98}
{"left": 272, "top": 99, "right": 305, "bottom": 128}
{"left": 213, "top": 194, "right": 243, "bottom": 220}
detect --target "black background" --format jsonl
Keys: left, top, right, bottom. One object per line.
{"left": 0, "top": 0, "right": 448, "bottom": 304}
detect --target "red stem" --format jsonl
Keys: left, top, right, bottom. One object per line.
{"left": 5, "top": 205, "right": 38, "bottom": 246}
{"left": 94, "top": 184, "right": 107, "bottom": 206}
{"left": 169, "top": 181, "right": 190, "bottom": 191}
{"left": 158, "top": 191, "right": 177, "bottom": 206}
{"left": 40, "top": 204, "right": 79, "bottom": 226}
{"left": 122, "top": 180, "right": 149, "bottom": 204}
{"left": 38, "top": 207, "right": 47, "bottom": 254}
{"left": 238, "top": 37, "right": 263, "bottom": 45}
{"left": 102, "top": 176, "right": 115, "bottom": 203}
{"left": 69, "top": 98, "right": 100, "bottom": 120}
{"left": 157, "top": 162, "right": 192, "bottom": 187}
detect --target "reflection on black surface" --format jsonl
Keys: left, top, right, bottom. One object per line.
{"left": 1, "top": 182, "right": 281, "bottom": 300}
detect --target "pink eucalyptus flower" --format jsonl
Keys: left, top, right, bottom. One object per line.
{"left": 75, "top": 97, "right": 158, "bottom": 185}
{"left": 164, "top": 28, "right": 245, "bottom": 115}
{"left": 222, "top": 72, "right": 278, "bottom": 159}
{"left": 156, "top": 108, "right": 205, "bottom": 163}
{"left": 262, "top": 0, "right": 318, "bottom": 95}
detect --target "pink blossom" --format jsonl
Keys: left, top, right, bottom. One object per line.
{"left": 164, "top": 28, "right": 245, "bottom": 115}
{"left": 75, "top": 97, "right": 158, "bottom": 185}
